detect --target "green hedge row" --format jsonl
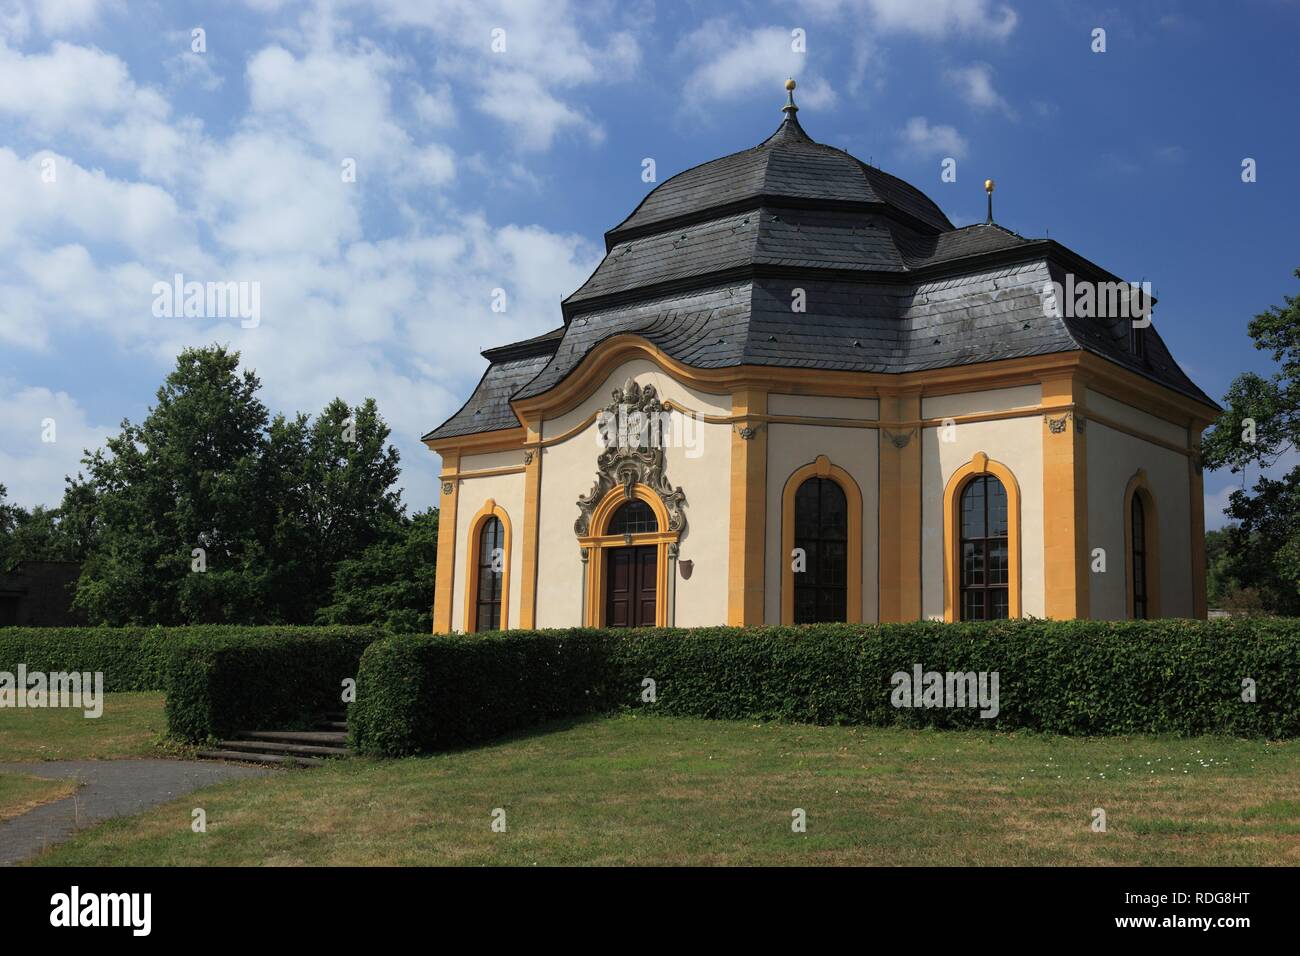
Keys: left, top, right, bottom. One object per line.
{"left": 350, "top": 619, "right": 1300, "bottom": 756}
{"left": 0, "top": 627, "right": 172, "bottom": 691}
{"left": 162, "top": 626, "right": 381, "bottom": 742}
{"left": 0, "top": 625, "right": 381, "bottom": 742}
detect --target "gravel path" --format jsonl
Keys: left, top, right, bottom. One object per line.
{"left": 0, "top": 760, "right": 270, "bottom": 865}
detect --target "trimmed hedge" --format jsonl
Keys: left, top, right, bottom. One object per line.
{"left": 0, "top": 624, "right": 381, "bottom": 743}
{"left": 350, "top": 619, "right": 1300, "bottom": 756}
{"left": 0, "top": 627, "right": 173, "bottom": 691}
{"left": 163, "top": 626, "right": 380, "bottom": 742}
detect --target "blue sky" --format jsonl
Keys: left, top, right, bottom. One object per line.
{"left": 1, "top": 0, "right": 1297, "bottom": 527}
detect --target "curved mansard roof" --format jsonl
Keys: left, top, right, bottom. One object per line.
{"left": 426, "top": 99, "right": 1216, "bottom": 442}
{"left": 608, "top": 113, "right": 953, "bottom": 238}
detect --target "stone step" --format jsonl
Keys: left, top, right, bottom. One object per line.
{"left": 198, "top": 749, "right": 325, "bottom": 767}
{"left": 237, "top": 730, "right": 348, "bottom": 747}
{"left": 218, "top": 739, "right": 348, "bottom": 758}
{"left": 315, "top": 721, "right": 348, "bottom": 732}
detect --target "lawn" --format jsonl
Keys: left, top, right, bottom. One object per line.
{"left": 0, "top": 692, "right": 174, "bottom": 762}
{"left": 0, "top": 773, "right": 78, "bottom": 822}
{"left": 27, "top": 712, "right": 1300, "bottom": 866}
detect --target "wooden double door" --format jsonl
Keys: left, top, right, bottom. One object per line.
{"left": 605, "top": 545, "right": 657, "bottom": 627}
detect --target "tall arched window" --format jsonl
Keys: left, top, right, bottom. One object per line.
{"left": 474, "top": 516, "right": 504, "bottom": 631}
{"left": 959, "top": 475, "right": 1010, "bottom": 620}
{"left": 1123, "top": 471, "right": 1160, "bottom": 619}
{"left": 1131, "top": 493, "right": 1148, "bottom": 619}
{"left": 793, "top": 477, "right": 848, "bottom": 623}
{"left": 780, "top": 456, "right": 862, "bottom": 625}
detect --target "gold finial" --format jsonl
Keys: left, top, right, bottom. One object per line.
{"left": 783, "top": 77, "right": 798, "bottom": 115}
{"left": 984, "top": 178, "right": 995, "bottom": 193}
{"left": 985, "top": 178, "right": 996, "bottom": 223}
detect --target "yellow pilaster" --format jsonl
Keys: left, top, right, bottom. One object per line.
{"left": 1041, "top": 374, "right": 1090, "bottom": 618}
{"left": 432, "top": 449, "right": 460, "bottom": 633}
{"left": 519, "top": 421, "right": 543, "bottom": 629}
{"left": 1188, "top": 430, "right": 1208, "bottom": 619}
{"left": 727, "top": 388, "right": 767, "bottom": 625}
{"left": 878, "top": 390, "right": 922, "bottom": 622}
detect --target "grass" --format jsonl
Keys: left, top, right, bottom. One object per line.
{"left": 0, "top": 692, "right": 177, "bottom": 762}
{"left": 28, "top": 713, "right": 1300, "bottom": 866}
{"left": 0, "top": 773, "right": 78, "bottom": 822}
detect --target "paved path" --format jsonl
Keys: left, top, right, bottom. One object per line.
{"left": 0, "top": 760, "right": 270, "bottom": 865}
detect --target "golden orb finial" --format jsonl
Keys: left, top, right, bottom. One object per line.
{"left": 985, "top": 178, "right": 995, "bottom": 193}
{"left": 782, "top": 77, "right": 798, "bottom": 115}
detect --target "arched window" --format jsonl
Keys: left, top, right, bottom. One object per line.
{"left": 608, "top": 499, "right": 658, "bottom": 535}
{"left": 780, "top": 456, "right": 862, "bottom": 625}
{"left": 793, "top": 477, "right": 848, "bottom": 623}
{"left": 958, "top": 475, "right": 1010, "bottom": 620}
{"left": 474, "top": 516, "right": 504, "bottom": 631}
{"left": 1123, "top": 472, "right": 1160, "bottom": 619}
{"left": 1131, "top": 494, "right": 1148, "bottom": 619}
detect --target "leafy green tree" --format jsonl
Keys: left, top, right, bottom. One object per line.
{"left": 72, "top": 344, "right": 407, "bottom": 625}
{"left": 0, "top": 484, "right": 21, "bottom": 570}
{"left": 0, "top": 481, "right": 96, "bottom": 571}
{"left": 1202, "top": 268, "right": 1300, "bottom": 615}
{"left": 74, "top": 345, "right": 269, "bottom": 624}
{"left": 316, "top": 509, "right": 437, "bottom": 633}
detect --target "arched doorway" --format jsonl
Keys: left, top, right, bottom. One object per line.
{"left": 579, "top": 485, "right": 680, "bottom": 627}
{"left": 604, "top": 499, "right": 659, "bottom": 627}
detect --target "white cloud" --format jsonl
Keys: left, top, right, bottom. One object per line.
{"left": 0, "top": 149, "right": 197, "bottom": 258}
{"left": 798, "top": 0, "right": 1018, "bottom": 40}
{"left": 0, "top": 0, "right": 119, "bottom": 41}
{"left": 899, "top": 116, "right": 968, "bottom": 158}
{"left": 197, "top": 132, "right": 361, "bottom": 259}
{"left": 678, "top": 22, "right": 836, "bottom": 112}
{"left": 0, "top": 38, "right": 204, "bottom": 182}
{"left": 165, "top": 50, "right": 224, "bottom": 92}
{"left": 475, "top": 70, "right": 600, "bottom": 151}
{"left": 0, "top": 39, "right": 148, "bottom": 127}
{"left": 0, "top": 383, "right": 114, "bottom": 509}
{"left": 412, "top": 82, "right": 456, "bottom": 128}
{"left": 359, "top": 0, "right": 639, "bottom": 149}
{"left": 946, "top": 62, "right": 1014, "bottom": 116}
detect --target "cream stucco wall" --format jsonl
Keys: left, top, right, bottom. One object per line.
{"left": 922, "top": 384, "right": 1041, "bottom": 420}
{"left": 769, "top": 393, "right": 880, "bottom": 420}
{"left": 1086, "top": 388, "right": 1187, "bottom": 448}
{"left": 921, "top": 410, "right": 1045, "bottom": 619}
{"left": 534, "top": 359, "right": 732, "bottom": 628}
{"left": 1086, "top": 419, "right": 1193, "bottom": 619}
{"left": 764, "top": 422, "right": 880, "bottom": 624}
{"left": 451, "top": 472, "right": 526, "bottom": 632}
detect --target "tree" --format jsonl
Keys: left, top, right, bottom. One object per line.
{"left": 0, "top": 481, "right": 96, "bottom": 572}
{"left": 72, "top": 344, "right": 407, "bottom": 625}
{"left": 316, "top": 509, "right": 438, "bottom": 633}
{"left": 1201, "top": 268, "right": 1300, "bottom": 615}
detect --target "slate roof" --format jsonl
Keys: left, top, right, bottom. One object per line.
{"left": 425, "top": 106, "right": 1217, "bottom": 443}
{"left": 609, "top": 115, "right": 953, "bottom": 237}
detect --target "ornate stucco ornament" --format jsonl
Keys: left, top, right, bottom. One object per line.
{"left": 1046, "top": 412, "right": 1082, "bottom": 434}
{"left": 574, "top": 378, "right": 687, "bottom": 536}
{"left": 883, "top": 427, "right": 916, "bottom": 449}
